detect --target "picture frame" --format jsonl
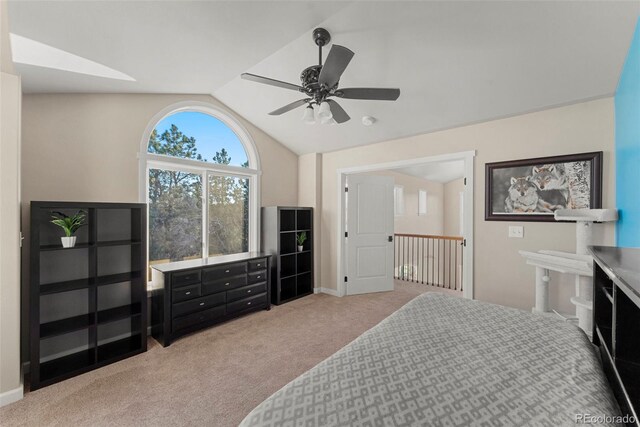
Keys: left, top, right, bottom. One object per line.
{"left": 485, "top": 151, "right": 602, "bottom": 222}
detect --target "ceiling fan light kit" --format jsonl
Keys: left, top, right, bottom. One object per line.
{"left": 241, "top": 28, "right": 400, "bottom": 125}
{"left": 302, "top": 105, "right": 316, "bottom": 124}
{"left": 318, "top": 101, "right": 333, "bottom": 120}
{"left": 321, "top": 116, "right": 337, "bottom": 125}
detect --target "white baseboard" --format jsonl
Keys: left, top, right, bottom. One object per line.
{"left": 0, "top": 385, "right": 23, "bottom": 407}
{"left": 314, "top": 287, "right": 342, "bottom": 297}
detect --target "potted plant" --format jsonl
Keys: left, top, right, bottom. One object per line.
{"left": 50, "top": 210, "right": 87, "bottom": 248}
{"left": 296, "top": 231, "right": 307, "bottom": 252}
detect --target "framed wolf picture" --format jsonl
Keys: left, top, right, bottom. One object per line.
{"left": 485, "top": 152, "right": 602, "bottom": 222}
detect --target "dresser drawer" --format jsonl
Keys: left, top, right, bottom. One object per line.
{"left": 172, "top": 284, "right": 200, "bottom": 303}
{"left": 203, "top": 263, "right": 247, "bottom": 282}
{"left": 227, "top": 293, "right": 267, "bottom": 314}
{"left": 172, "top": 293, "right": 226, "bottom": 318}
{"left": 248, "top": 258, "right": 268, "bottom": 272}
{"left": 227, "top": 282, "right": 266, "bottom": 302}
{"left": 172, "top": 305, "right": 226, "bottom": 332}
{"left": 172, "top": 270, "right": 201, "bottom": 288}
{"left": 202, "top": 274, "right": 247, "bottom": 294}
{"left": 248, "top": 270, "right": 267, "bottom": 285}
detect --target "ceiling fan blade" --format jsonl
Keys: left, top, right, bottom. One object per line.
{"left": 337, "top": 88, "right": 400, "bottom": 101}
{"left": 326, "top": 99, "right": 350, "bottom": 123}
{"left": 241, "top": 73, "right": 303, "bottom": 92}
{"left": 268, "top": 99, "right": 310, "bottom": 116}
{"left": 319, "top": 45, "right": 354, "bottom": 89}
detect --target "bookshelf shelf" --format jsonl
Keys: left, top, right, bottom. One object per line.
{"left": 40, "top": 314, "right": 94, "bottom": 339}
{"left": 40, "top": 278, "right": 91, "bottom": 295}
{"left": 40, "top": 243, "right": 93, "bottom": 251}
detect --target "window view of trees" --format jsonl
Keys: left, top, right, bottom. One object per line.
{"left": 208, "top": 150, "right": 249, "bottom": 256}
{"left": 148, "top": 122, "right": 249, "bottom": 265}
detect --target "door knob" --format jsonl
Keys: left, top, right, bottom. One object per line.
{"left": 388, "top": 236, "right": 393, "bottom": 242}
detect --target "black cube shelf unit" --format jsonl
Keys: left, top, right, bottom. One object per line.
{"left": 30, "top": 201, "right": 147, "bottom": 390}
{"left": 262, "top": 207, "right": 314, "bottom": 305}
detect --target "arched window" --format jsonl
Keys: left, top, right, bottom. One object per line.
{"left": 150, "top": 112, "right": 249, "bottom": 167}
{"left": 140, "top": 102, "right": 260, "bottom": 269}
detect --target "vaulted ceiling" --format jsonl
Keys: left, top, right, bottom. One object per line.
{"left": 9, "top": 1, "right": 639, "bottom": 154}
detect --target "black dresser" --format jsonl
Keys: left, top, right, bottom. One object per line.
{"left": 591, "top": 246, "right": 640, "bottom": 426}
{"left": 150, "top": 252, "right": 270, "bottom": 346}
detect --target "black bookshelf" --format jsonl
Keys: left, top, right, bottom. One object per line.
{"left": 30, "top": 201, "right": 147, "bottom": 390}
{"left": 262, "top": 207, "right": 314, "bottom": 305}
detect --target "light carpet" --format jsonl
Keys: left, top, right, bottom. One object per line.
{"left": 1, "top": 281, "right": 458, "bottom": 427}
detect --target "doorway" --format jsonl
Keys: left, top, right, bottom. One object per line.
{"left": 337, "top": 151, "right": 475, "bottom": 299}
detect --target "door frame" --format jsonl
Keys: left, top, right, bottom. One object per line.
{"left": 337, "top": 150, "right": 476, "bottom": 299}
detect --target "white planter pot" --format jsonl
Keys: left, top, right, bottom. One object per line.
{"left": 61, "top": 236, "right": 77, "bottom": 248}
{"left": 298, "top": 245, "right": 304, "bottom": 252}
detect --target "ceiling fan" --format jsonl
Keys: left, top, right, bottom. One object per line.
{"left": 241, "top": 28, "right": 400, "bottom": 125}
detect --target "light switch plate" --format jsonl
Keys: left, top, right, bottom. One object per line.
{"left": 508, "top": 226, "right": 524, "bottom": 238}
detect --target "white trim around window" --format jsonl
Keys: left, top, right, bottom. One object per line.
{"left": 139, "top": 101, "right": 262, "bottom": 265}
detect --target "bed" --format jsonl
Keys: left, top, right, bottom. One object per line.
{"left": 240, "top": 293, "right": 620, "bottom": 426}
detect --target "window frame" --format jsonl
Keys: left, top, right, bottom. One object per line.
{"left": 140, "top": 101, "right": 261, "bottom": 269}
{"left": 418, "top": 189, "right": 427, "bottom": 216}
{"left": 394, "top": 185, "right": 405, "bottom": 216}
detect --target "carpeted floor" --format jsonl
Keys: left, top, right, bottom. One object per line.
{"left": 1, "top": 281, "right": 459, "bottom": 427}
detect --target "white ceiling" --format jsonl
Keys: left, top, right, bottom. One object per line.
{"left": 394, "top": 160, "right": 465, "bottom": 184}
{"left": 9, "top": 1, "right": 640, "bottom": 155}
{"left": 8, "top": 1, "right": 348, "bottom": 93}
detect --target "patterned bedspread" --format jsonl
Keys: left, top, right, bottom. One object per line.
{"left": 240, "top": 293, "right": 620, "bottom": 427}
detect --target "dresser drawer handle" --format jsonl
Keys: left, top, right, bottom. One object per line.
{"left": 257, "top": 275, "right": 261, "bottom": 279}
{"left": 247, "top": 302, "right": 252, "bottom": 305}
{"left": 257, "top": 263, "right": 262, "bottom": 267}
{"left": 199, "top": 302, "right": 205, "bottom": 306}
{"left": 185, "top": 291, "right": 191, "bottom": 295}
{"left": 225, "top": 269, "right": 230, "bottom": 273}
{"left": 225, "top": 282, "right": 230, "bottom": 286}
{"left": 247, "top": 290, "right": 252, "bottom": 293}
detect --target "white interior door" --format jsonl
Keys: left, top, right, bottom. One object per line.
{"left": 346, "top": 175, "right": 394, "bottom": 295}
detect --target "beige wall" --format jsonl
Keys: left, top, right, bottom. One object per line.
{"left": 0, "top": 71, "right": 22, "bottom": 401}
{"left": 298, "top": 153, "right": 322, "bottom": 290}
{"left": 21, "top": 93, "right": 298, "bottom": 206}
{"left": 319, "top": 98, "right": 615, "bottom": 312}
{"left": 358, "top": 170, "right": 444, "bottom": 235}
{"left": 0, "top": 0, "right": 23, "bottom": 402}
{"left": 443, "top": 178, "right": 464, "bottom": 236}
{"left": 393, "top": 172, "right": 444, "bottom": 235}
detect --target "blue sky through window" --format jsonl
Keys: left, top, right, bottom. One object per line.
{"left": 153, "top": 111, "right": 248, "bottom": 167}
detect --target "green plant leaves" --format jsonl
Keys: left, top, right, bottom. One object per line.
{"left": 50, "top": 210, "right": 87, "bottom": 237}
{"left": 296, "top": 231, "right": 307, "bottom": 246}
